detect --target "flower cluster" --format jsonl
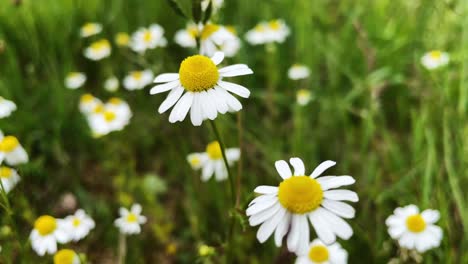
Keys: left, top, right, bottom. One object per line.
{"left": 245, "top": 19, "right": 290, "bottom": 45}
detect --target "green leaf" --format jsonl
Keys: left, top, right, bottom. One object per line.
{"left": 202, "top": 0, "right": 212, "bottom": 24}
{"left": 192, "top": 0, "right": 202, "bottom": 23}
{"left": 165, "top": 0, "right": 188, "bottom": 18}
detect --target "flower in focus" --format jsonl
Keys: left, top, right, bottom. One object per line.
{"left": 114, "top": 203, "right": 147, "bottom": 235}
{"left": 80, "top": 22, "right": 102, "bottom": 38}
{"left": 150, "top": 52, "right": 253, "bottom": 126}
{"left": 386, "top": 204, "right": 443, "bottom": 253}
{"left": 130, "top": 24, "right": 167, "bottom": 54}
{"left": 0, "top": 131, "right": 28, "bottom": 165}
{"left": 420, "top": 50, "right": 449, "bottom": 70}
{"left": 79, "top": 94, "right": 102, "bottom": 115}
{"left": 104, "top": 76, "right": 119, "bottom": 92}
{"left": 246, "top": 158, "right": 358, "bottom": 253}
{"left": 0, "top": 166, "right": 20, "bottom": 193}
{"left": 65, "top": 72, "right": 86, "bottom": 89}
{"left": 295, "top": 239, "right": 348, "bottom": 264}
{"left": 115, "top": 32, "right": 130, "bottom": 47}
{"left": 0, "top": 96, "right": 17, "bottom": 119}
{"left": 296, "top": 89, "right": 312, "bottom": 106}
{"left": 245, "top": 19, "right": 290, "bottom": 45}
{"left": 84, "top": 39, "right": 111, "bottom": 61}
{"left": 123, "top": 70, "right": 154, "bottom": 91}
{"left": 62, "top": 209, "right": 95, "bottom": 242}
{"left": 187, "top": 141, "right": 240, "bottom": 181}
{"left": 30, "top": 215, "right": 70, "bottom": 256}
{"left": 54, "top": 249, "right": 80, "bottom": 264}
{"left": 288, "top": 64, "right": 310, "bottom": 80}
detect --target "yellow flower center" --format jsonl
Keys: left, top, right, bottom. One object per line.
{"left": 190, "top": 157, "right": 201, "bottom": 166}
{"left": 268, "top": 20, "right": 281, "bottom": 31}
{"left": 0, "top": 136, "right": 20, "bottom": 152}
{"left": 201, "top": 24, "right": 220, "bottom": 40}
{"left": 254, "top": 24, "right": 266, "bottom": 32}
{"left": 429, "top": 50, "right": 442, "bottom": 59}
{"left": 93, "top": 105, "right": 104, "bottom": 113}
{"left": 278, "top": 176, "right": 323, "bottom": 214}
{"left": 90, "top": 39, "right": 110, "bottom": 51}
{"left": 143, "top": 31, "right": 153, "bottom": 43}
{"left": 406, "top": 214, "right": 426, "bottom": 233}
{"left": 104, "top": 111, "right": 116, "bottom": 122}
{"left": 225, "top": 26, "right": 237, "bottom": 34}
{"left": 131, "top": 71, "right": 143, "bottom": 80}
{"left": 308, "top": 245, "right": 329, "bottom": 262}
{"left": 0, "top": 167, "right": 13, "bottom": 178}
{"left": 206, "top": 141, "right": 222, "bottom": 160}
{"left": 72, "top": 218, "right": 81, "bottom": 227}
{"left": 126, "top": 213, "right": 138, "bottom": 223}
{"left": 179, "top": 55, "right": 219, "bottom": 92}
{"left": 82, "top": 23, "right": 97, "bottom": 34}
{"left": 297, "top": 89, "right": 311, "bottom": 98}
{"left": 54, "top": 249, "right": 77, "bottom": 264}
{"left": 80, "top": 94, "right": 94, "bottom": 103}
{"left": 188, "top": 27, "right": 199, "bottom": 38}
{"left": 68, "top": 72, "right": 81, "bottom": 79}
{"left": 116, "top": 32, "right": 130, "bottom": 46}
{"left": 34, "top": 215, "right": 57, "bottom": 236}
{"left": 108, "top": 97, "right": 122, "bottom": 105}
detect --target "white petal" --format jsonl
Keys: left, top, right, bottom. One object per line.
{"left": 289, "top": 157, "right": 305, "bottom": 176}
{"left": 246, "top": 196, "right": 278, "bottom": 216}
{"left": 275, "top": 160, "right": 292, "bottom": 179}
{"left": 169, "top": 92, "right": 194, "bottom": 122}
{"left": 287, "top": 214, "right": 302, "bottom": 252}
{"left": 190, "top": 93, "right": 203, "bottom": 126}
{"left": 153, "top": 73, "right": 179, "bottom": 83}
{"left": 310, "top": 160, "right": 336, "bottom": 178}
{"left": 211, "top": 52, "right": 224, "bottom": 65}
{"left": 218, "top": 81, "right": 251, "bottom": 98}
{"left": 309, "top": 210, "right": 336, "bottom": 244}
{"left": 217, "top": 87, "right": 242, "bottom": 112}
{"left": 317, "top": 176, "right": 355, "bottom": 190}
{"left": 211, "top": 88, "right": 229, "bottom": 114}
{"left": 321, "top": 200, "right": 355, "bottom": 219}
{"left": 158, "top": 86, "right": 184, "bottom": 113}
{"left": 220, "top": 67, "right": 253, "bottom": 77}
{"left": 323, "top": 190, "right": 359, "bottom": 202}
{"left": 131, "top": 204, "right": 142, "bottom": 214}
{"left": 256, "top": 208, "right": 286, "bottom": 243}
{"left": 150, "top": 81, "right": 180, "bottom": 95}
{"left": 249, "top": 203, "right": 281, "bottom": 226}
{"left": 296, "top": 215, "right": 310, "bottom": 254}
{"left": 421, "top": 209, "right": 440, "bottom": 224}
{"left": 200, "top": 91, "right": 217, "bottom": 120}
{"left": 201, "top": 162, "right": 214, "bottom": 181}
{"left": 249, "top": 193, "right": 276, "bottom": 206}
{"left": 254, "top": 185, "right": 278, "bottom": 194}
{"left": 316, "top": 207, "right": 353, "bottom": 240}
{"left": 274, "top": 212, "right": 290, "bottom": 247}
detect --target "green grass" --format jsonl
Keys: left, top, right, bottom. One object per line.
{"left": 0, "top": 0, "right": 467, "bottom": 263}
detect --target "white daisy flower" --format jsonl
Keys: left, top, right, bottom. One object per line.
{"left": 123, "top": 70, "right": 154, "bottom": 91}
{"left": 62, "top": 209, "right": 95, "bottom": 242}
{"left": 54, "top": 249, "right": 80, "bottom": 264}
{"left": 0, "top": 97, "right": 17, "bottom": 118}
{"left": 0, "top": 166, "right": 20, "bottom": 193}
{"left": 104, "top": 76, "right": 119, "bottom": 92}
{"left": 421, "top": 50, "right": 449, "bottom": 70}
{"left": 288, "top": 64, "right": 310, "bottom": 80}
{"left": 87, "top": 101, "right": 131, "bottom": 137}
{"left": 295, "top": 239, "right": 348, "bottom": 264}
{"left": 245, "top": 19, "right": 290, "bottom": 45}
{"left": 187, "top": 141, "right": 240, "bottom": 181}
{"left": 84, "top": 39, "right": 111, "bottom": 61}
{"left": 246, "top": 158, "right": 358, "bottom": 253}
{"left": 174, "top": 24, "right": 198, "bottom": 48}
{"left": 296, "top": 89, "right": 312, "bottom": 106}
{"left": 0, "top": 132, "right": 28, "bottom": 165}
{"left": 130, "top": 24, "right": 167, "bottom": 54}
{"left": 150, "top": 52, "right": 253, "bottom": 126}
{"left": 105, "top": 97, "right": 132, "bottom": 119}
{"left": 80, "top": 22, "right": 102, "bottom": 38}
{"left": 115, "top": 204, "right": 147, "bottom": 235}
{"left": 65, "top": 72, "right": 86, "bottom": 89}
{"left": 386, "top": 204, "right": 443, "bottom": 253}
{"left": 79, "top": 94, "right": 102, "bottom": 115}
{"left": 30, "top": 215, "right": 70, "bottom": 256}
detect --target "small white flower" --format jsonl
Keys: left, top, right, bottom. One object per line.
{"left": 0, "top": 132, "right": 28, "bottom": 165}
{"left": 62, "top": 209, "right": 95, "bottom": 242}
{"left": 54, "top": 249, "right": 81, "bottom": 264}
{"left": 130, "top": 24, "right": 167, "bottom": 54}
{"left": 104, "top": 76, "right": 119, "bottom": 92}
{"left": 288, "top": 64, "right": 310, "bottom": 80}
{"left": 386, "top": 204, "right": 443, "bottom": 253}
{"left": 187, "top": 141, "right": 240, "bottom": 181}
{"left": 80, "top": 23, "right": 102, "bottom": 38}
{"left": 84, "top": 39, "right": 111, "bottom": 61}
{"left": 115, "top": 204, "right": 147, "bottom": 235}
{"left": 123, "top": 70, "right": 154, "bottom": 91}
{"left": 245, "top": 19, "right": 290, "bottom": 45}
{"left": 421, "top": 50, "right": 449, "bottom": 70}
{"left": 0, "top": 97, "right": 17, "bottom": 118}
{"left": 79, "top": 94, "right": 102, "bottom": 115}
{"left": 0, "top": 166, "right": 20, "bottom": 193}
{"left": 296, "top": 89, "right": 312, "bottom": 106}
{"left": 174, "top": 24, "right": 198, "bottom": 48}
{"left": 65, "top": 72, "right": 86, "bottom": 89}
{"left": 86, "top": 98, "right": 132, "bottom": 137}
{"left": 30, "top": 215, "right": 70, "bottom": 256}
{"left": 201, "top": 0, "right": 224, "bottom": 12}
{"left": 295, "top": 239, "right": 348, "bottom": 264}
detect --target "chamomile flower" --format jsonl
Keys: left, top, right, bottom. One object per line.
{"left": 79, "top": 94, "right": 102, "bottom": 115}
{"left": 295, "top": 239, "right": 348, "bottom": 264}
{"left": 123, "top": 70, "right": 154, "bottom": 91}
{"left": 0, "top": 132, "right": 28, "bottom": 165}
{"left": 288, "top": 64, "right": 310, "bottom": 80}
{"left": 246, "top": 158, "right": 358, "bottom": 253}
{"left": 174, "top": 24, "right": 198, "bottom": 48}
{"left": 65, "top": 72, "right": 86, "bottom": 89}
{"left": 296, "top": 89, "right": 312, "bottom": 106}
{"left": 385, "top": 205, "right": 443, "bottom": 253}
{"left": 187, "top": 141, "right": 240, "bottom": 181}
{"left": 80, "top": 23, "right": 102, "bottom": 38}
{"left": 62, "top": 209, "right": 95, "bottom": 242}
{"left": 245, "top": 19, "right": 290, "bottom": 45}
{"left": 30, "top": 215, "right": 70, "bottom": 256}
{"left": 87, "top": 99, "right": 132, "bottom": 137}
{"left": 104, "top": 76, "right": 119, "bottom": 92}
{"left": 105, "top": 97, "right": 132, "bottom": 118}
{"left": 0, "top": 166, "right": 20, "bottom": 194}
{"left": 54, "top": 249, "right": 80, "bottom": 264}
{"left": 420, "top": 50, "right": 449, "bottom": 70}
{"left": 0, "top": 97, "right": 16, "bottom": 118}
{"left": 130, "top": 24, "right": 167, "bottom": 54}
{"left": 84, "top": 39, "right": 111, "bottom": 61}
{"left": 150, "top": 52, "right": 253, "bottom": 126}
{"left": 115, "top": 32, "right": 130, "bottom": 47}
{"left": 115, "top": 204, "right": 147, "bottom": 235}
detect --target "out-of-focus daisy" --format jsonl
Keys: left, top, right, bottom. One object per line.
{"left": 115, "top": 32, "right": 130, "bottom": 47}
{"left": 30, "top": 215, "right": 70, "bottom": 256}
{"left": 84, "top": 39, "right": 111, "bottom": 61}
{"left": 87, "top": 100, "right": 132, "bottom": 137}
{"left": 62, "top": 209, "right": 95, "bottom": 242}
{"left": 420, "top": 50, "right": 449, "bottom": 70}
{"left": 386, "top": 204, "right": 443, "bottom": 253}
{"left": 54, "top": 249, "right": 80, "bottom": 264}
{"left": 123, "top": 70, "right": 153, "bottom": 91}
{"left": 245, "top": 19, "right": 290, "bottom": 45}
{"left": 288, "top": 64, "right": 310, "bottom": 80}
{"left": 104, "top": 76, "right": 119, "bottom": 92}
{"left": 0, "top": 132, "right": 28, "bottom": 165}
{"left": 65, "top": 72, "right": 86, "bottom": 89}
{"left": 130, "top": 24, "right": 167, "bottom": 54}
{"left": 79, "top": 94, "right": 102, "bottom": 115}
{"left": 295, "top": 239, "right": 347, "bottom": 264}
{"left": 246, "top": 158, "right": 358, "bottom": 253}
{"left": 0, "top": 97, "right": 17, "bottom": 118}
{"left": 0, "top": 166, "right": 20, "bottom": 194}
{"left": 174, "top": 24, "right": 198, "bottom": 48}
{"left": 115, "top": 204, "right": 147, "bottom": 235}
{"left": 187, "top": 141, "right": 240, "bottom": 181}
{"left": 201, "top": 0, "right": 223, "bottom": 12}
{"left": 296, "top": 89, "right": 312, "bottom": 106}
{"left": 80, "top": 23, "right": 102, "bottom": 38}
{"left": 150, "top": 52, "right": 253, "bottom": 126}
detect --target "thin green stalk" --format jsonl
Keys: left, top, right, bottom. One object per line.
{"left": 459, "top": 0, "right": 468, "bottom": 115}
{"left": 117, "top": 232, "right": 127, "bottom": 264}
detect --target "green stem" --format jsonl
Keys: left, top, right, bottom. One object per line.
{"left": 117, "top": 233, "right": 127, "bottom": 264}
